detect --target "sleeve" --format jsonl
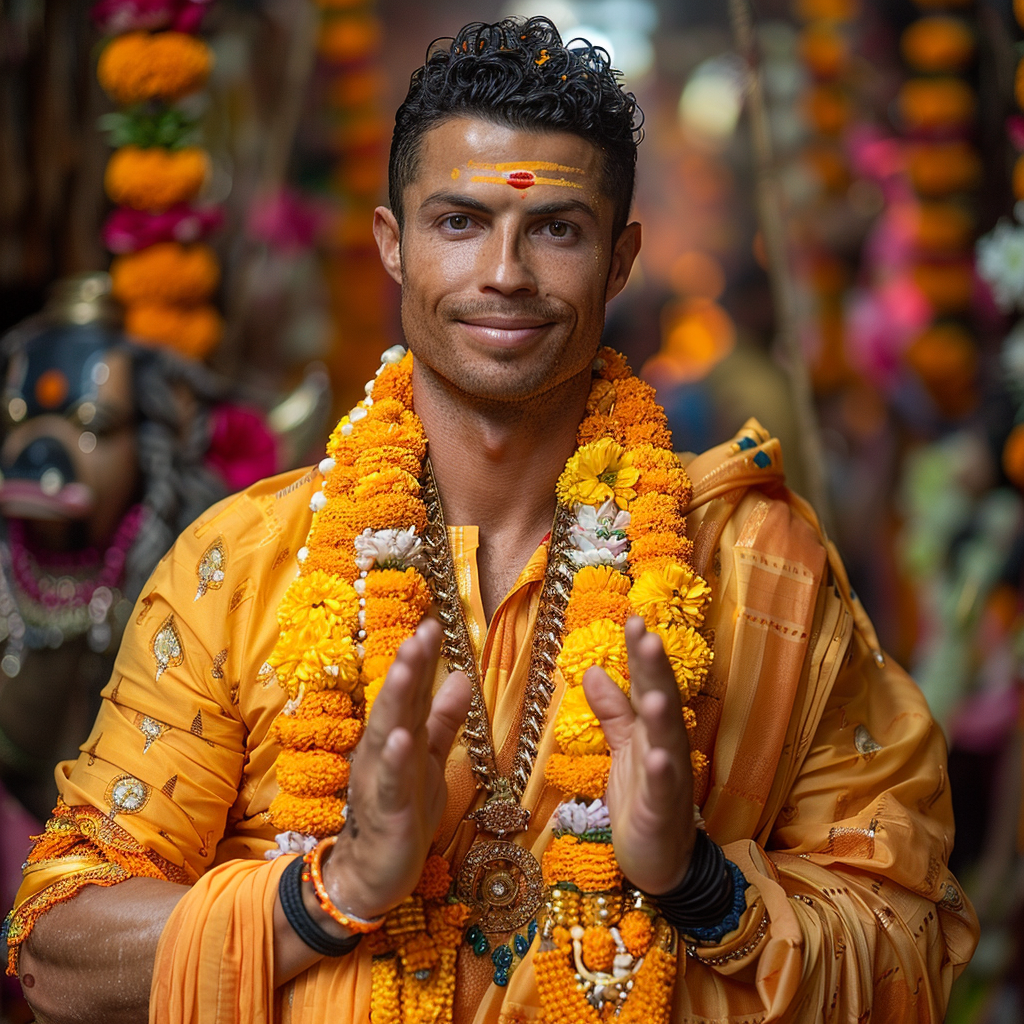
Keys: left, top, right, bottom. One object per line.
{"left": 673, "top": 486, "right": 979, "bottom": 1022}
{"left": 4, "top": 492, "right": 258, "bottom": 976}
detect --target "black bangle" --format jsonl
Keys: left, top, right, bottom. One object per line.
{"left": 278, "top": 854, "right": 363, "bottom": 958}
{"left": 643, "top": 830, "right": 744, "bottom": 939}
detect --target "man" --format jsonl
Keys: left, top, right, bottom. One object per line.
{"left": 6, "top": 16, "right": 976, "bottom": 1024}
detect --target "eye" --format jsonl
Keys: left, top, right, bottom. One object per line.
{"left": 549, "top": 221, "right": 570, "bottom": 237}
{"left": 443, "top": 214, "right": 472, "bottom": 231}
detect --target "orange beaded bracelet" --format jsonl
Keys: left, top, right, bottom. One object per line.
{"left": 301, "top": 836, "right": 386, "bottom": 934}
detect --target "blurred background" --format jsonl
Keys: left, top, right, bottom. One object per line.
{"left": 1, "top": 0, "right": 1023, "bottom": 1019}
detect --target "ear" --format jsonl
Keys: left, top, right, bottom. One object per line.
{"left": 605, "top": 221, "right": 642, "bottom": 304}
{"left": 373, "top": 206, "right": 403, "bottom": 285}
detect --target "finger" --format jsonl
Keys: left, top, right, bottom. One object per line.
{"left": 636, "top": 688, "right": 689, "bottom": 757}
{"left": 625, "top": 617, "right": 681, "bottom": 712}
{"left": 581, "top": 666, "right": 634, "bottom": 751}
{"left": 639, "top": 744, "right": 678, "bottom": 814}
{"left": 364, "top": 621, "right": 441, "bottom": 742}
{"left": 426, "top": 670, "right": 472, "bottom": 762}
{"left": 376, "top": 726, "right": 415, "bottom": 813}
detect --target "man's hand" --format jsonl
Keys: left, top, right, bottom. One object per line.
{"left": 321, "top": 619, "right": 471, "bottom": 919}
{"left": 582, "top": 616, "right": 696, "bottom": 895}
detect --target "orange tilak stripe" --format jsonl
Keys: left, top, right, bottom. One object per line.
{"left": 466, "top": 159, "right": 584, "bottom": 173}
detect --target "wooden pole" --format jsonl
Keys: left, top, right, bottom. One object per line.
{"left": 728, "top": 0, "right": 834, "bottom": 535}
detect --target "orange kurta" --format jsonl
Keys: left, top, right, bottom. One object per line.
{"left": 7, "top": 421, "right": 978, "bottom": 1023}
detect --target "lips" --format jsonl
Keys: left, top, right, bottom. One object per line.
{"left": 456, "top": 317, "right": 553, "bottom": 348}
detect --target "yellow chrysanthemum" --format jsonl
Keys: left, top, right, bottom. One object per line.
{"left": 556, "top": 437, "right": 639, "bottom": 509}
{"left": 572, "top": 564, "right": 632, "bottom": 595}
{"left": 277, "top": 570, "right": 359, "bottom": 634}
{"left": 269, "top": 630, "right": 361, "bottom": 696}
{"left": 629, "top": 563, "right": 711, "bottom": 630}
{"left": 553, "top": 685, "right": 608, "bottom": 756}
{"left": 556, "top": 619, "right": 629, "bottom": 691}
{"left": 655, "top": 624, "right": 713, "bottom": 703}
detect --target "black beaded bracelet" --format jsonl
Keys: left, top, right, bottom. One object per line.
{"left": 643, "top": 829, "right": 743, "bottom": 939}
{"left": 278, "top": 854, "right": 363, "bottom": 958}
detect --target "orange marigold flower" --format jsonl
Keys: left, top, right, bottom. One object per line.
{"left": 352, "top": 418, "right": 427, "bottom": 459}
{"left": 351, "top": 467, "right": 421, "bottom": 502}
{"left": 611, "top": 376, "right": 665, "bottom": 421}
{"left": 542, "top": 834, "right": 623, "bottom": 890}
{"left": 303, "top": 540, "right": 359, "bottom": 583}
{"left": 399, "top": 931, "right": 439, "bottom": 972}
{"left": 98, "top": 31, "right": 212, "bottom": 105}
{"left": 354, "top": 445, "right": 423, "bottom": 477}
{"left": 534, "top": 950, "right": 601, "bottom": 1021}
{"left": 628, "top": 532, "right": 691, "bottom": 579}
{"left": 594, "top": 346, "right": 631, "bottom": 380}
{"left": 323, "top": 465, "right": 360, "bottom": 499}
{"left": 623, "top": 420, "right": 674, "bottom": 450}
{"left": 294, "top": 690, "right": 353, "bottom": 719}
{"left": 268, "top": 792, "right": 345, "bottom": 837}
{"left": 330, "top": 493, "right": 428, "bottom": 534}
{"left": 105, "top": 146, "right": 208, "bottom": 211}
{"left": 619, "top": 910, "right": 654, "bottom": 957}
{"left": 544, "top": 753, "right": 611, "bottom": 799}
{"left": 123, "top": 303, "right": 222, "bottom": 360}
{"left": 366, "top": 567, "right": 431, "bottom": 607}
{"left": 414, "top": 854, "right": 452, "bottom": 900}
{"left": 371, "top": 354, "right": 414, "bottom": 407}
{"left": 111, "top": 242, "right": 219, "bottom": 306}
{"left": 617, "top": 945, "right": 676, "bottom": 1024}
{"left": 898, "top": 77, "right": 976, "bottom": 131}
{"left": 576, "top": 412, "right": 621, "bottom": 446}
{"left": 901, "top": 15, "right": 975, "bottom": 74}
{"left": 563, "top": 590, "right": 631, "bottom": 632}
{"left": 365, "top": 594, "right": 429, "bottom": 633}
{"left": 581, "top": 926, "right": 617, "bottom": 972}
{"left": 275, "top": 748, "right": 350, "bottom": 796}
{"left": 627, "top": 492, "right": 685, "bottom": 536}
{"left": 553, "top": 685, "right": 608, "bottom": 756}
{"left": 631, "top": 445, "right": 692, "bottom": 504}
{"left": 272, "top": 712, "right": 364, "bottom": 754}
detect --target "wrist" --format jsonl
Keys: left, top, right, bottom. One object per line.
{"left": 315, "top": 835, "right": 391, "bottom": 927}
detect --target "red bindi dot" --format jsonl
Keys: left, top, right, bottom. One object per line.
{"left": 21, "top": 973, "right": 35, "bottom": 988}
{"left": 506, "top": 170, "right": 535, "bottom": 190}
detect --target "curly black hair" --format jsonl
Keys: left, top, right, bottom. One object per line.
{"left": 389, "top": 17, "right": 643, "bottom": 240}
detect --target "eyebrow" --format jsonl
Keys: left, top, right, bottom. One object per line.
{"left": 419, "top": 191, "right": 598, "bottom": 220}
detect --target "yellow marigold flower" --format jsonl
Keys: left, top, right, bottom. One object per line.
{"left": 556, "top": 438, "right": 639, "bottom": 509}
{"left": 270, "top": 631, "right": 360, "bottom": 696}
{"left": 98, "top": 31, "right": 212, "bottom": 105}
{"left": 275, "top": 748, "right": 350, "bottom": 797}
{"left": 572, "top": 564, "right": 631, "bottom": 595}
{"left": 581, "top": 926, "right": 617, "bottom": 972}
{"left": 277, "top": 570, "right": 359, "bottom": 633}
{"left": 556, "top": 619, "right": 629, "bottom": 691}
{"left": 553, "top": 685, "right": 608, "bottom": 756}
{"left": 629, "top": 563, "right": 711, "bottom": 630}
{"left": 655, "top": 624, "right": 712, "bottom": 703}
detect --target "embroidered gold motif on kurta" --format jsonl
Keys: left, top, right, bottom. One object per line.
{"left": 195, "top": 539, "right": 226, "bottom": 601}
{"left": 152, "top": 616, "right": 183, "bottom": 681}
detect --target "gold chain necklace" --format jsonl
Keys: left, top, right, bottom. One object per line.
{"left": 421, "top": 461, "right": 574, "bottom": 932}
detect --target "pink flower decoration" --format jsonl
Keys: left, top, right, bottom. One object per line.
{"left": 246, "top": 189, "right": 327, "bottom": 255}
{"left": 102, "top": 205, "right": 223, "bottom": 254}
{"left": 1007, "top": 114, "right": 1024, "bottom": 152}
{"left": 91, "top": 0, "right": 211, "bottom": 34}
{"left": 204, "top": 404, "right": 278, "bottom": 492}
{"left": 847, "top": 276, "right": 931, "bottom": 388}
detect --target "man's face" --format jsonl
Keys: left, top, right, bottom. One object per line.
{"left": 374, "top": 117, "right": 640, "bottom": 405}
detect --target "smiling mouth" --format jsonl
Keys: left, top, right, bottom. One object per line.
{"left": 456, "top": 319, "right": 554, "bottom": 348}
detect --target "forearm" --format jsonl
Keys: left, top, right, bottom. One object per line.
{"left": 20, "top": 878, "right": 187, "bottom": 1024}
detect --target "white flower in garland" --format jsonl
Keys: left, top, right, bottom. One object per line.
{"left": 555, "top": 797, "right": 611, "bottom": 835}
{"left": 265, "top": 830, "right": 318, "bottom": 860}
{"left": 354, "top": 527, "right": 428, "bottom": 573}
{"left": 977, "top": 218, "right": 1024, "bottom": 312}
{"left": 569, "top": 499, "right": 630, "bottom": 568}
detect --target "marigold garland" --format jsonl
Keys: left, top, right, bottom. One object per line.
{"left": 122, "top": 303, "right": 222, "bottom": 358}
{"left": 104, "top": 146, "right": 209, "bottom": 211}
{"left": 110, "top": 242, "right": 219, "bottom": 305}
{"left": 98, "top": 30, "right": 212, "bottom": 104}
{"left": 264, "top": 346, "right": 711, "bottom": 1023}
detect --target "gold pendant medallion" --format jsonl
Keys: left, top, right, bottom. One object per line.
{"left": 455, "top": 839, "right": 544, "bottom": 933}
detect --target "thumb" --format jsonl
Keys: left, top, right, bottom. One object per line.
{"left": 581, "top": 667, "right": 634, "bottom": 751}
{"left": 426, "top": 670, "right": 472, "bottom": 761}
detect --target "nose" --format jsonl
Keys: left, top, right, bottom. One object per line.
{"left": 3, "top": 436, "right": 78, "bottom": 491}
{"left": 481, "top": 220, "right": 537, "bottom": 296}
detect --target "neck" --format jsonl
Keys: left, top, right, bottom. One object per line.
{"left": 413, "top": 359, "right": 590, "bottom": 533}
{"left": 412, "top": 358, "right": 590, "bottom": 618}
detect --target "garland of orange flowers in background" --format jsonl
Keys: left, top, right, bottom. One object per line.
{"left": 94, "top": 8, "right": 223, "bottom": 359}
{"left": 265, "top": 345, "right": 712, "bottom": 1023}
